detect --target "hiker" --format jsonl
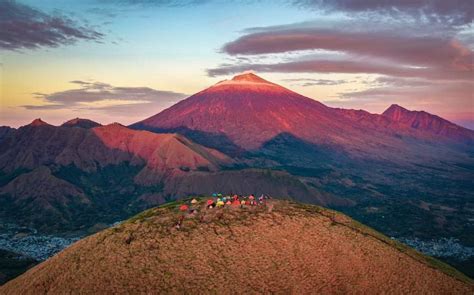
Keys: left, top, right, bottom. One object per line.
{"left": 175, "top": 215, "right": 185, "bottom": 229}
{"left": 232, "top": 195, "right": 239, "bottom": 201}
{"left": 249, "top": 194, "right": 255, "bottom": 201}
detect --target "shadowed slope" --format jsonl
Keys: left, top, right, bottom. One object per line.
{"left": 2, "top": 200, "right": 472, "bottom": 294}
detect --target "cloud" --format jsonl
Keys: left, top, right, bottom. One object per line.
{"left": 293, "top": 0, "right": 474, "bottom": 26}
{"left": 219, "top": 27, "right": 473, "bottom": 80}
{"left": 282, "top": 78, "right": 348, "bottom": 86}
{"left": 0, "top": 1, "right": 103, "bottom": 51}
{"left": 100, "top": 0, "right": 209, "bottom": 6}
{"left": 340, "top": 80, "right": 473, "bottom": 100}
{"left": 208, "top": 57, "right": 472, "bottom": 81}
{"left": 23, "top": 81, "right": 186, "bottom": 114}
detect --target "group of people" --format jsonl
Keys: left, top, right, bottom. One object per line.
{"left": 205, "top": 193, "right": 270, "bottom": 209}
{"left": 178, "top": 193, "right": 271, "bottom": 212}
{"left": 175, "top": 193, "right": 271, "bottom": 229}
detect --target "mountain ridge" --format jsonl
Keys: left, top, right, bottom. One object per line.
{"left": 382, "top": 104, "right": 472, "bottom": 142}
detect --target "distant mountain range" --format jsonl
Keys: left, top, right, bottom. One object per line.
{"left": 0, "top": 73, "right": 472, "bottom": 266}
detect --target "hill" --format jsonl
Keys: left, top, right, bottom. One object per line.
{"left": 2, "top": 199, "right": 472, "bottom": 293}
{"left": 0, "top": 120, "right": 231, "bottom": 232}
{"left": 0, "top": 120, "right": 338, "bottom": 233}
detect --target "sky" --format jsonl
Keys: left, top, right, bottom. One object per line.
{"left": 1, "top": 0, "right": 473, "bottom": 129}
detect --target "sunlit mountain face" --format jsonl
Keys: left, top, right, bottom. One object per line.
{"left": 0, "top": 0, "right": 473, "bottom": 286}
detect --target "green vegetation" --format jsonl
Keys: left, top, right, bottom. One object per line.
{"left": 0, "top": 250, "right": 37, "bottom": 285}
{"left": 0, "top": 163, "right": 165, "bottom": 234}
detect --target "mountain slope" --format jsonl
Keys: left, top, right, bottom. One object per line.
{"left": 133, "top": 73, "right": 378, "bottom": 153}
{"left": 0, "top": 121, "right": 232, "bottom": 232}
{"left": 0, "top": 121, "right": 231, "bottom": 178}
{"left": 2, "top": 200, "right": 472, "bottom": 293}
{"left": 133, "top": 73, "right": 474, "bottom": 157}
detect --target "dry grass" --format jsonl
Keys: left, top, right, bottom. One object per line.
{"left": 2, "top": 199, "right": 473, "bottom": 294}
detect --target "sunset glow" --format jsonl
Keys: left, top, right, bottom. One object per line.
{"left": 1, "top": 0, "right": 473, "bottom": 128}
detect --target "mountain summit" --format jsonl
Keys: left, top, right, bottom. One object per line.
{"left": 28, "top": 118, "right": 50, "bottom": 127}
{"left": 207, "top": 72, "right": 285, "bottom": 94}
{"left": 215, "top": 72, "right": 276, "bottom": 86}
{"left": 61, "top": 118, "right": 101, "bottom": 129}
{"left": 230, "top": 72, "right": 271, "bottom": 83}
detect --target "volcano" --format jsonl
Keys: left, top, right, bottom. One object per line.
{"left": 132, "top": 73, "right": 474, "bottom": 158}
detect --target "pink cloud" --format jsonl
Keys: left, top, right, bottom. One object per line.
{"left": 221, "top": 28, "right": 473, "bottom": 78}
